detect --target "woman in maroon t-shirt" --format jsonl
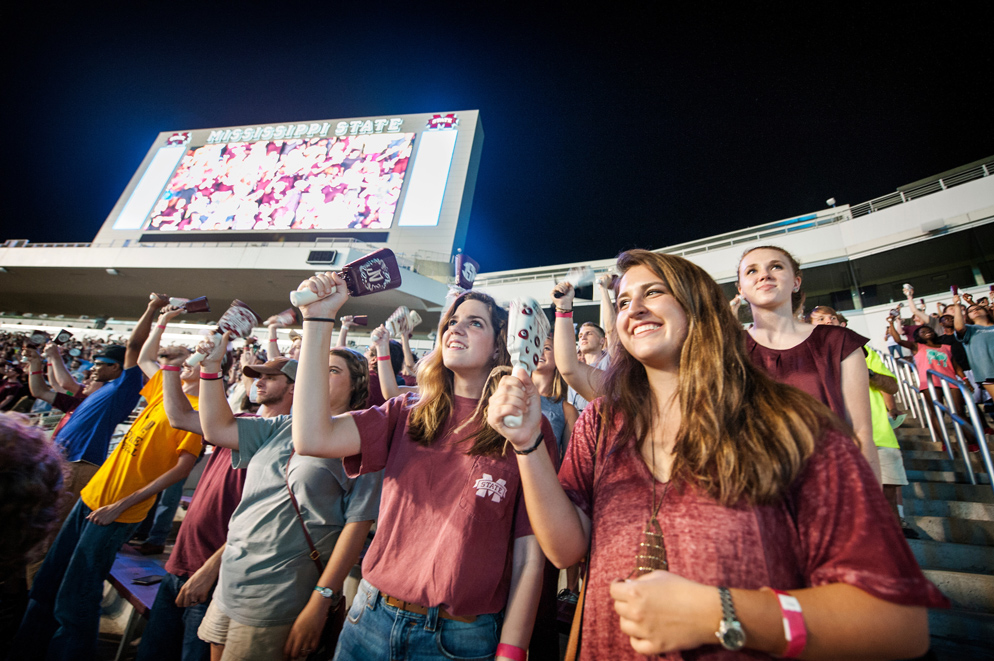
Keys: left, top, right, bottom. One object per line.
{"left": 488, "top": 249, "right": 945, "bottom": 660}
{"left": 291, "top": 274, "right": 547, "bottom": 661}
{"left": 737, "top": 245, "right": 880, "bottom": 482}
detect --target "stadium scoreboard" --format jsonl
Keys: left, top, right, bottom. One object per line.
{"left": 94, "top": 110, "right": 484, "bottom": 259}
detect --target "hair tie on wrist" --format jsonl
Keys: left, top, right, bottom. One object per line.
{"left": 161, "top": 365, "right": 181, "bottom": 372}
{"left": 513, "top": 434, "right": 544, "bottom": 456}
{"left": 304, "top": 317, "right": 336, "bottom": 323}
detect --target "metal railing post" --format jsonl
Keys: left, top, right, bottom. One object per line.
{"left": 925, "top": 370, "right": 993, "bottom": 495}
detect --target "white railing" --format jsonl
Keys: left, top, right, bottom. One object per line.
{"left": 925, "top": 370, "right": 993, "bottom": 495}
{"left": 850, "top": 160, "right": 993, "bottom": 218}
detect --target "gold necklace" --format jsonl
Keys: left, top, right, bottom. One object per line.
{"left": 630, "top": 439, "right": 670, "bottom": 578}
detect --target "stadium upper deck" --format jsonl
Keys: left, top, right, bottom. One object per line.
{"left": 1, "top": 156, "right": 992, "bottom": 351}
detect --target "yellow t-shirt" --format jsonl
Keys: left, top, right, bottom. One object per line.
{"left": 81, "top": 369, "right": 203, "bottom": 523}
{"left": 865, "top": 349, "right": 901, "bottom": 450}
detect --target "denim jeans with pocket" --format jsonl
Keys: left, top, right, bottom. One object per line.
{"left": 135, "top": 572, "right": 211, "bottom": 661}
{"left": 334, "top": 578, "right": 503, "bottom": 661}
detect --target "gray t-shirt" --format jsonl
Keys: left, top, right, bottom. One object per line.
{"left": 956, "top": 323, "right": 994, "bottom": 380}
{"left": 541, "top": 396, "right": 567, "bottom": 459}
{"left": 214, "top": 415, "right": 382, "bottom": 626}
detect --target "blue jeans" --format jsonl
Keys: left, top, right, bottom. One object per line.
{"left": 334, "top": 579, "right": 503, "bottom": 661}
{"left": 11, "top": 498, "right": 140, "bottom": 661}
{"left": 888, "top": 344, "right": 904, "bottom": 359}
{"left": 135, "top": 572, "right": 210, "bottom": 661}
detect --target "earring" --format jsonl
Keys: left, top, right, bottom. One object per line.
{"left": 793, "top": 287, "right": 799, "bottom": 292}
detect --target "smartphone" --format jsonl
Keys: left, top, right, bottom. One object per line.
{"left": 132, "top": 574, "right": 164, "bottom": 585}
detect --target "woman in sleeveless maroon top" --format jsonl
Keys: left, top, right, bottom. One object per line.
{"left": 487, "top": 250, "right": 944, "bottom": 660}
{"left": 737, "top": 246, "right": 880, "bottom": 482}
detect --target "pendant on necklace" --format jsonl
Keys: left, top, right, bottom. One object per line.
{"left": 630, "top": 516, "right": 667, "bottom": 578}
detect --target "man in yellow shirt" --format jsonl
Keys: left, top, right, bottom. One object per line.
{"left": 13, "top": 301, "right": 204, "bottom": 660}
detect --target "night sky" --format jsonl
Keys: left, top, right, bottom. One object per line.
{"left": 2, "top": 3, "right": 992, "bottom": 273}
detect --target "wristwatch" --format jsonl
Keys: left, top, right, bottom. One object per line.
{"left": 715, "top": 586, "right": 746, "bottom": 651}
{"left": 313, "top": 586, "right": 343, "bottom": 608}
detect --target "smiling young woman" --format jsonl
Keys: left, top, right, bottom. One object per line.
{"left": 736, "top": 245, "right": 881, "bottom": 483}
{"left": 289, "top": 273, "right": 555, "bottom": 661}
{"left": 487, "top": 249, "right": 946, "bottom": 660}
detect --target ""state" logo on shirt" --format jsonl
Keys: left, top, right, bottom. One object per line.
{"left": 473, "top": 473, "right": 507, "bottom": 503}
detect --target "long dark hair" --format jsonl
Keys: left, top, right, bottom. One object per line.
{"left": 605, "top": 249, "right": 841, "bottom": 505}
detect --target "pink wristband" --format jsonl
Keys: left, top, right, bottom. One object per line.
{"left": 376, "top": 355, "right": 391, "bottom": 362}
{"left": 30, "top": 370, "right": 44, "bottom": 376}
{"left": 199, "top": 371, "right": 221, "bottom": 380}
{"left": 161, "top": 365, "right": 181, "bottom": 372}
{"left": 766, "top": 588, "right": 806, "bottom": 658}
{"left": 495, "top": 643, "right": 527, "bottom": 661}
{"left": 157, "top": 324, "right": 167, "bottom": 330}
{"left": 555, "top": 310, "right": 573, "bottom": 318}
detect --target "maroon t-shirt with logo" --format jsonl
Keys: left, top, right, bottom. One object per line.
{"left": 165, "top": 445, "right": 248, "bottom": 578}
{"left": 346, "top": 393, "right": 556, "bottom": 616}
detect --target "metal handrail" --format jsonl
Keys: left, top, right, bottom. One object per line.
{"left": 925, "top": 370, "right": 993, "bottom": 494}
{"left": 888, "top": 356, "right": 925, "bottom": 423}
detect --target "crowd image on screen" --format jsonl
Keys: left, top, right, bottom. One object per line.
{"left": 145, "top": 133, "right": 415, "bottom": 234}
{"left": 4, "top": 271, "right": 994, "bottom": 661}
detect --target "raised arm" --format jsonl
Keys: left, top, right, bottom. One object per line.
{"left": 265, "top": 323, "right": 283, "bottom": 360}
{"left": 887, "top": 318, "right": 915, "bottom": 351}
{"left": 399, "top": 332, "right": 417, "bottom": 375}
{"left": 905, "top": 291, "right": 930, "bottom": 326}
{"left": 843, "top": 352, "right": 881, "bottom": 484}
{"left": 127, "top": 294, "right": 170, "bottom": 370}
{"left": 335, "top": 315, "right": 354, "bottom": 348}
{"left": 487, "top": 368, "right": 591, "bottom": 568}
{"left": 371, "top": 326, "right": 401, "bottom": 401}
{"left": 162, "top": 368, "right": 203, "bottom": 435}
{"left": 137, "top": 306, "right": 186, "bottom": 379}
{"left": 951, "top": 294, "right": 966, "bottom": 333}
{"left": 196, "top": 333, "right": 240, "bottom": 449}
{"left": 24, "top": 348, "right": 57, "bottom": 405}
{"left": 291, "top": 272, "right": 363, "bottom": 458}
{"left": 551, "top": 283, "right": 606, "bottom": 403}
{"left": 43, "top": 343, "right": 80, "bottom": 394}
{"left": 597, "top": 273, "right": 617, "bottom": 341}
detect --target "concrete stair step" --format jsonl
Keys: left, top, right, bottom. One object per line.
{"left": 900, "top": 439, "right": 950, "bottom": 452}
{"left": 903, "top": 482, "right": 994, "bottom": 504}
{"left": 930, "top": 631, "right": 994, "bottom": 661}
{"left": 905, "top": 469, "right": 992, "bottom": 485}
{"left": 908, "top": 538, "right": 994, "bottom": 574}
{"left": 928, "top": 608, "right": 994, "bottom": 647}
{"left": 903, "top": 498, "right": 994, "bottom": 521}
{"left": 903, "top": 456, "right": 991, "bottom": 474}
{"left": 923, "top": 569, "right": 994, "bottom": 612}
{"left": 904, "top": 515, "right": 994, "bottom": 545}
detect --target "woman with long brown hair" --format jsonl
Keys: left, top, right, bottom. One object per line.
{"left": 489, "top": 249, "right": 945, "bottom": 660}
{"left": 290, "top": 272, "right": 553, "bottom": 661}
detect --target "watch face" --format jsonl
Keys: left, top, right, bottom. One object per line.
{"left": 314, "top": 587, "right": 334, "bottom": 598}
{"left": 721, "top": 623, "right": 747, "bottom": 651}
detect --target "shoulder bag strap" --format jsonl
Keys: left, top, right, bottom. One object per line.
{"left": 285, "top": 448, "right": 325, "bottom": 574}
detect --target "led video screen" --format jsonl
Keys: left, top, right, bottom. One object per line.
{"left": 143, "top": 134, "right": 416, "bottom": 233}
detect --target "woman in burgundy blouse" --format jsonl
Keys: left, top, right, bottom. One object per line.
{"left": 737, "top": 245, "right": 881, "bottom": 482}
{"left": 488, "top": 249, "right": 945, "bottom": 660}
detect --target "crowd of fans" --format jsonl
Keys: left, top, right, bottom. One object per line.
{"left": 1, "top": 245, "right": 992, "bottom": 661}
